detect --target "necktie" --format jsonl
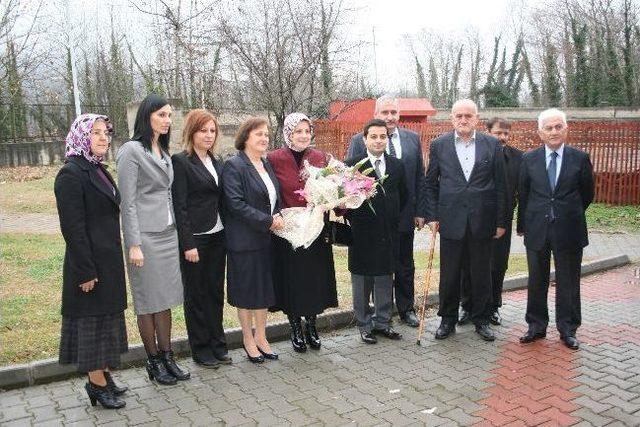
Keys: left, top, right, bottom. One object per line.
{"left": 374, "top": 159, "right": 382, "bottom": 178}
{"left": 387, "top": 134, "right": 397, "bottom": 158}
{"left": 548, "top": 151, "right": 558, "bottom": 190}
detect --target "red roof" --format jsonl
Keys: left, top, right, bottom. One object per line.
{"left": 328, "top": 98, "right": 436, "bottom": 122}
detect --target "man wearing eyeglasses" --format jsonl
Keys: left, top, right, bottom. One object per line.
{"left": 517, "top": 108, "right": 594, "bottom": 350}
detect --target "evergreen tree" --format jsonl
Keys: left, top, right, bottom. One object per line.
{"left": 622, "top": 0, "right": 637, "bottom": 105}
{"left": 521, "top": 48, "right": 541, "bottom": 107}
{"left": 542, "top": 44, "right": 562, "bottom": 107}
{"left": 605, "top": 32, "right": 626, "bottom": 106}
{"left": 448, "top": 46, "right": 463, "bottom": 106}
{"left": 427, "top": 57, "right": 440, "bottom": 105}
{"left": 6, "top": 40, "right": 27, "bottom": 140}
{"left": 589, "top": 30, "right": 607, "bottom": 106}
{"left": 570, "top": 18, "right": 590, "bottom": 107}
{"left": 415, "top": 56, "right": 427, "bottom": 97}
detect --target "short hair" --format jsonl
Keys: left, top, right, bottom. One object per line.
{"left": 486, "top": 117, "right": 511, "bottom": 131}
{"left": 132, "top": 93, "right": 171, "bottom": 153}
{"left": 538, "top": 108, "right": 567, "bottom": 130}
{"left": 451, "top": 99, "right": 478, "bottom": 115}
{"left": 363, "top": 119, "right": 388, "bottom": 138}
{"left": 182, "top": 109, "right": 220, "bottom": 155}
{"left": 374, "top": 94, "right": 399, "bottom": 113}
{"left": 234, "top": 117, "right": 269, "bottom": 151}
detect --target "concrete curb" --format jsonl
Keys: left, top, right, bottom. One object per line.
{"left": 0, "top": 254, "right": 630, "bottom": 390}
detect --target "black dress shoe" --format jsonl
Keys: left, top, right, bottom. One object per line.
{"left": 489, "top": 310, "right": 502, "bottom": 326}
{"left": 85, "top": 382, "right": 126, "bottom": 409}
{"left": 561, "top": 335, "right": 579, "bottom": 350}
{"left": 360, "top": 331, "right": 377, "bottom": 344}
{"left": 214, "top": 354, "right": 233, "bottom": 365}
{"left": 475, "top": 324, "right": 496, "bottom": 341}
{"left": 435, "top": 322, "right": 456, "bottom": 340}
{"left": 193, "top": 356, "right": 220, "bottom": 369}
{"left": 104, "top": 371, "right": 128, "bottom": 396}
{"left": 243, "top": 345, "right": 265, "bottom": 364}
{"left": 160, "top": 350, "right": 190, "bottom": 381}
{"left": 458, "top": 309, "right": 470, "bottom": 325}
{"left": 373, "top": 327, "right": 402, "bottom": 340}
{"left": 519, "top": 330, "right": 546, "bottom": 344}
{"left": 401, "top": 310, "right": 420, "bottom": 328}
{"left": 146, "top": 354, "right": 177, "bottom": 385}
{"left": 256, "top": 346, "right": 279, "bottom": 360}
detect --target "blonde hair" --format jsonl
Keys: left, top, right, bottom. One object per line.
{"left": 181, "top": 109, "right": 220, "bottom": 155}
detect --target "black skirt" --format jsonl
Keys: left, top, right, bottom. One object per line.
{"left": 270, "top": 233, "right": 338, "bottom": 317}
{"left": 227, "top": 247, "right": 276, "bottom": 309}
{"left": 59, "top": 312, "right": 128, "bottom": 372}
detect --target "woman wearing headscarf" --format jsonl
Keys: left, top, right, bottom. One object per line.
{"left": 171, "top": 109, "right": 230, "bottom": 368}
{"left": 222, "top": 117, "right": 283, "bottom": 363}
{"left": 116, "top": 94, "right": 190, "bottom": 385}
{"left": 267, "top": 113, "right": 338, "bottom": 353}
{"left": 55, "top": 114, "right": 128, "bottom": 409}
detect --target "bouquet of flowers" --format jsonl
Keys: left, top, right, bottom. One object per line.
{"left": 273, "top": 156, "right": 383, "bottom": 249}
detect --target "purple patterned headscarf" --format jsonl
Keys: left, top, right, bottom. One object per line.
{"left": 282, "top": 112, "right": 314, "bottom": 152}
{"left": 64, "top": 113, "right": 113, "bottom": 164}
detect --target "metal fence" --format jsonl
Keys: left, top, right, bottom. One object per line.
{"left": 313, "top": 120, "right": 640, "bottom": 206}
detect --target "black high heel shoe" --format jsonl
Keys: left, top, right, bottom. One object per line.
{"left": 305, "top": 315, "right": 321, "bottom": 350}
{"left": 146, "top": 354, "right": 177, "bottom": 385}
{"left": 159, "top": 350, "right": 190, "bottom": 381}
{"left": 85, "top": 382, "right": 126, "bottom": 409}
{"left": 104, "top": 371, "right": 128, "bottom": 396}
{"left": 256, "top": 345, "right": 279, "bottom": 360}
{"left": 243, "top": 345, "right": 265, "bottom": 364}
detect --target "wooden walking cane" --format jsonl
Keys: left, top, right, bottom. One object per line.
{"left": 416, "top": 223, "right": 438, "bottom": 345}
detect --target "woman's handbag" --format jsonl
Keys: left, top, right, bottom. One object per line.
{"left": 327, "top": 219, "right": 352, "bottom": 246}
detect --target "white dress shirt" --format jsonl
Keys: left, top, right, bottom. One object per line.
{"left": 386, "top": 128, "right": 403, "bottom": 159}
{"left": 367, "top": 150, "right": 386, "bottom": 177}
{"left": 545, "top": 143, "right": 564, "bottom": 178}
{"left": 454, "top": 131, "right": 476, "bottom": 181}
{"left": 259, "top": 171, "right": 278, "bottom": 214}
{"left": 194, "top": 155, "right": 224, "bottom": 235}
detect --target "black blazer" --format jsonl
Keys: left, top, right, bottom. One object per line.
{"left": 503, "top": 145, "right": 524, "bottom": 222}
{"left": 222, "top": 151, "right": 281, "bottom": 252}
{"left": 517, "top": 144, "right": 594, "bottom": 251}
{"left": 171, "top": 151, "right": 224, "bottom": 251}
{"left": 54, "top": 156, "right": 127, "bottom": 317}
{"left": 419, "top": 131, "right": 507, "bottom": 240}
{"left": 345, "top": 154, "right": 408, "bottom": 275}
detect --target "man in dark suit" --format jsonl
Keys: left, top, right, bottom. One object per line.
{"left": 420, "top": 99, "right": 507, "bottom": 342}
{"left": 459, "top": 118, "right": 524, "bottom": 326}
{"left": 346, "top": 119, "right": 408, "bottom": 344}
{"left": 346, "top": 95, "right": 425, "bottom": 327}
{"left": 517, "top": 108, "right": 594, "bottom": 350}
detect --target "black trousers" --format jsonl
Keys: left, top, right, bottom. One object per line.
{"left": 180, "top": 231, "right": 228, "bottom": 361}
{"left": 525, "top": 225, "right": 582, "bottom": 336}
{"left": 461, "top": 225, "right": 512, "bottom": 312}
{"left": 439, "top": 226, "right": 493, "bottom": 325}
{"left": 393, "top": 230, "right": 416, "bottom": 314}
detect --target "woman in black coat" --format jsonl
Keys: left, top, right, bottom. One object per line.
{"left": 222, "top": 117, "right": 283, "bottom": 363}
{"left": 54, "top": 114, "right": 128, "bottom": 409}
{"left": 171, "top": 109, "right": 230, "bottom": 368}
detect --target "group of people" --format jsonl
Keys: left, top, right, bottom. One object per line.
{"left": 54, "top": 93, "right": 594, "bottom": 410}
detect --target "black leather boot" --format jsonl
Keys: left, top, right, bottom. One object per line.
{"left": 288, "top": 316, "right": 307, "bottom": 353}
{"left": 159, "top": 350, "right": 190, "bottom": 381}
{"left": 104, "top": 371, "right": 128, "bottom": 395}
{"left": 305, "top": 315, "right": 321, "bottom": 350}
{"left": 85, "top": 381, "right": 126, "bottom": 409}
{"left": 146, "top": 354, "right": 177, "bottom": 385}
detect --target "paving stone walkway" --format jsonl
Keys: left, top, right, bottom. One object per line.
{"left": 1, "top": 264, "right": 639, "bottom": 426}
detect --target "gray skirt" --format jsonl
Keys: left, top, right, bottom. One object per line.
{"left": 127, "top": 224, "right": 183, "bottom": 314}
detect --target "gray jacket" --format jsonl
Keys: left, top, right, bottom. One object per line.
{"left": 116, "top": 140, "right": 175, "bottom": 247}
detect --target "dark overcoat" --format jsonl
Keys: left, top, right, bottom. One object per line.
{"left": 54, "top": 156, "right": 127, "bottom": 317}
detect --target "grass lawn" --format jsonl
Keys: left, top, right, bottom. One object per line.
{"left": 0, "top": 232, "right": 530, "bottom": 366}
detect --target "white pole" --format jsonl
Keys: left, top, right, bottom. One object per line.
{"left": 63, "top": 0, "right": 81, "bottom": 117}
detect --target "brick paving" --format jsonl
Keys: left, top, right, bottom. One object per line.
{"left": 1, "top": 265, "right": 639, "bottom": 426}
